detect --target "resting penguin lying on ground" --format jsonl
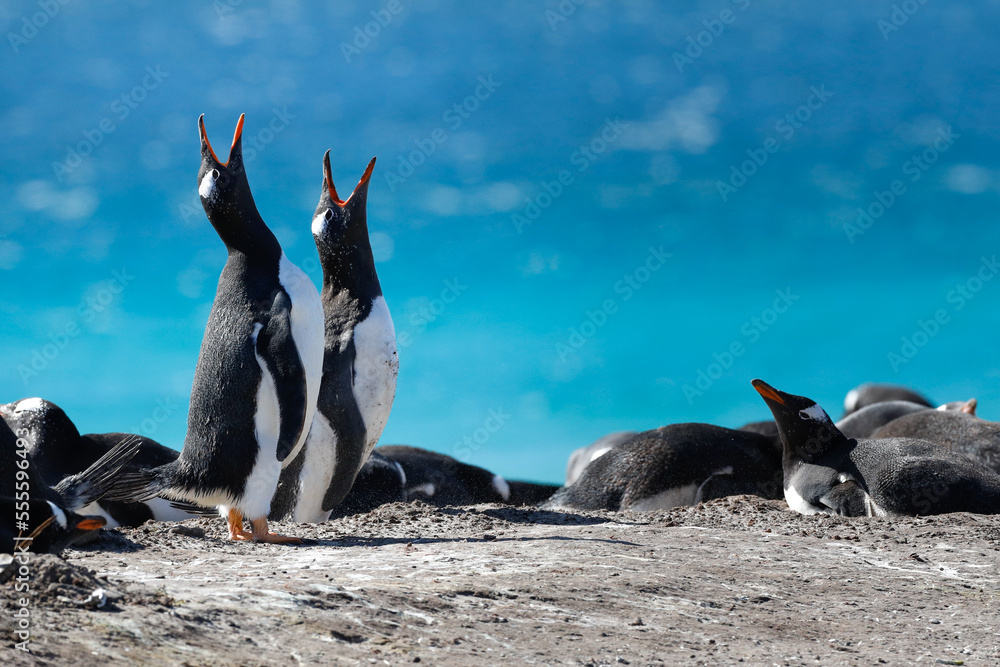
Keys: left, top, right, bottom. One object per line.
{"left": 542, "top": 424, "right": 783, "bottom": 512}
{"left": 1, "top": 398, "right": 206, "bottom": 527}
{"left": 841, "top": 382, "right": 933, "bottom": 418}
{"left": 753, "top": 379, "right": 1000, "bottom": 517}
{"left": 871, "top": 404, "right": 999, "bottom": 473}
{"left": 833, "top": 398, "right": 975, "bottom": 440}
{"left": 564, "top": 431, "right": 638, "bottom": 486}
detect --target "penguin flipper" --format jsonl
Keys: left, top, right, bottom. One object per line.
{"left": 52, "top": 435, "right": 143, "bottom": 510}
{"left": 255, "top": 290, "right": 309, "bottom": 463}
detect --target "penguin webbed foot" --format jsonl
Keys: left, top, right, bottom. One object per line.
{"left": 249, "top": 518, "right": 304, "bottom": 545}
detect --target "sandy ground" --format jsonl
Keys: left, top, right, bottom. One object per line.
{"left": 3, "top": 496, "right": 1000, "bottom": 666}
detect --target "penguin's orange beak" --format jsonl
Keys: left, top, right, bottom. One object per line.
{"left": 76, "top": 517, "right": 106, "bottom": 531}
{"left": 200, "top": 113, "right": 244, "bottom": 167}
{"left": 323, "top": 151, "right": 377, "bottom": 207}
{"left": 752, "top": 379, "right": 785, "bottom": 405}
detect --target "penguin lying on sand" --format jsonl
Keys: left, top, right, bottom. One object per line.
{"left": 753, "top": 379, "right": 1000, "bottom": 517}
{"left": 841, "top": 382, "right": 933, "bottom": 418}
{"left": 834, "top": 398, "right": 974, "bottom": 440}
{"left": 871, "top": 405, "right": 999, "bottom": 473}
{"left": 1, "top": 397, "right": 206, "bottom": 527}
{"left": 564, "top": 431, "right": 638, "bottom": 486}
{"left": 543, "top": 424, "right": 783, "bottom": 512}
{"left": 1, "top": 497, "right": 105, "bottom": 555}
{"left": 377, "top": 446, "right": 512, "bottom": 506}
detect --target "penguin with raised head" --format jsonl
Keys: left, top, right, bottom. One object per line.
{"left": 270, "top": 151, "right": 397, "bottom": 522}
{"left": 144, "top": 115, "right": 325, "bottom": 542}
{"left": 544, "top": 424, "right": 783, "bottom": 512}
{"left": 1, "top": 397, "right": 205, "bottom": 527}
{"left": 752, "top": 379, "right": 1000, "bottom": 517}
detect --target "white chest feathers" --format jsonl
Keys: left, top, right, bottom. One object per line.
{"left": 351, "top": 295, "right": 399, "bottom": 451}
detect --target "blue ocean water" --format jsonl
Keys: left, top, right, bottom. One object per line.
{"left": 2, "top": 2, "right": 999, "bottom": 484}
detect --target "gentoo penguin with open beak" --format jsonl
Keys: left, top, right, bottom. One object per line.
{"left": 752, "top": 379, "right": 1000, "bottom": 517}
{"left": 144, "top": 115, "right": 324, "bottom": 542}
{"left": 271, "top": 151, "right": 398, "bottom": 522}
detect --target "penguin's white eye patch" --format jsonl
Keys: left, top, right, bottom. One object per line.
{"left": 324, "top": 209, "right": 333, "bottom": 221}
{"left": 798, "top": 404, "right": 827, "bottom": 421}
{"left": 212, "top": 169, "right": 220, "bottom": 179}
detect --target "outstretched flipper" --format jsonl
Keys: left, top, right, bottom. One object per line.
{"left": 52, "top": 435, "right": 143, "bottom": 510}
{"left": 255, "top": 289, "right": 309, "bottom": 463}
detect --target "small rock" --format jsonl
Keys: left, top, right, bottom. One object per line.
{"left": 628, "top": 617, "right": 644, "bottom": 626}
{"left": 169, "top": 525, "right": 206, "bottom": 538}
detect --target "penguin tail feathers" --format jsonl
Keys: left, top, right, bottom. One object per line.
{"left": 52, "top": 434, "right": 145, "bottom": 510}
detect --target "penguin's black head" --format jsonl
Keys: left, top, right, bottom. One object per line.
{"left": 1, "top": 397, "right": 80, "bottom": 445}
{"left": 751, "top": 379, "right": 847, "bottom": 464}
{"left": 311, "top": 150, "right": 380, "bottom": 290}
{"left": 197, "top": 114, "right": 273, "bottom": 252}
{"left": 1, "top": 498, "right": 106, "bottom": 554}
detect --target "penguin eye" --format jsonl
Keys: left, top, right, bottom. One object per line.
{"left": 211, "top": 169, "right": 220, "bottom": 179}
{"left": 798, "top": 410, "right": 813, "bottom": 420}
{"left": 324, "top": 209, "right": 333, "bottom": 221}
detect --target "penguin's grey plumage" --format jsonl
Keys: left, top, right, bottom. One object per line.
{"left": 871, "top": 408, "right": 999, "bottom": 473}
{"left": 145, "top": 115, "right": 324, "bottom": 543}
{"left": 564, "top": 431, "right": 638, "bottom": 486}
{"left": 841, "top": 382, "right": 933, "bottom": 418}
{"left": 544, "top": 424, "right": 783, "bottom": 512}
{"left": 753, "top": 379, "right": 1000, "bottom": 517}
{"left": 271, "top": 151, "right": 397, "bottom": 522}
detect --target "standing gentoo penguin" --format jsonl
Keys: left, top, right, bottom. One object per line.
{"left": 143, "top": 115, "right": 324, "bottom": 542}
{"left": 752, "top": 379, "right": 1000, "bottom": 517}
{"left": 1, "top": 397, "right": 205, "bottom": 527}
{"left": 841, "top": 382, "right": 933, "bottom": 418}
{"left": 543, "top": 424, "right": 783, "bottom": 512}
{"left": 271, "top": 151, "right": 397, "bottom": 522}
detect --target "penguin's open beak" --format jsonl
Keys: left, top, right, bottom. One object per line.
{"left": 323, "top": 150, "right": 377, "bottom": 207}
{"left": 199, "top": 113, "right": 245, "bottom": 167}
{"left": 752, "top": 379, "right": 785, "bottom": 405}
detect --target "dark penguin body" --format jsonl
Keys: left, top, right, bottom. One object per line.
{"left": 738, "top": 420, "right": 780, "bottom": 439}
{"left": 834, "top": 400, "right": 935, "bottom": 439}
{"left": 271, "top": 151, "right": 397, "bottom": 522}
{"left": 0, "top": 408, "right": 143, "bottom": 514}
{"left": 378, "top": 445, "right": 511, "bottom": 506}
{"left": 147, "top": 115, "right": 324, "bottom": 543}
{"left": 544, "top": 424, "right": 783, "bottom": 512}
{"left": 564, "top": 431, "right": 638, "bottom": 486}
{"left": 842, "top": 382, "right": 933, "bottom": 418}
{"left": 1, "top": 398, "right": 203, "bottom": 527}
{"left": 1, "top": 497, "right": 105, "bottom": 555}
{"left": 506, "top": 480, "right": 562, "bottom": 506}
{"left": 328, "top": 451, "right": 406, "bottom": 518}
{"left": 753, "top": 379, "right": 1000, "bottom": 517}
{"left": 872, "top": 409, "right": 1000, "bottom": 473}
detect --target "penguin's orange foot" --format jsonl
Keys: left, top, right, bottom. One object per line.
{"left": 249, "top": 518, "right": 303, "bottom": 544}
{"left": 226, "top": 508, "right": 253, "bottom": 541}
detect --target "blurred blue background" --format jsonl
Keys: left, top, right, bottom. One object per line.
{"left": 2, "top": 1, "right": 999, "bottom": 484}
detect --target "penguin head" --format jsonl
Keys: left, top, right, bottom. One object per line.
{"left": 1, "top": 397, "right": 80, "bottom": 447}
{"left": 311, "top": 150, "right": 380, "bottom": 288}
{"left": 751, "top": 379, "right": 847, "bottom": 464}
{"left": 197, "top": 114, "right": 270, "bottom": 249}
